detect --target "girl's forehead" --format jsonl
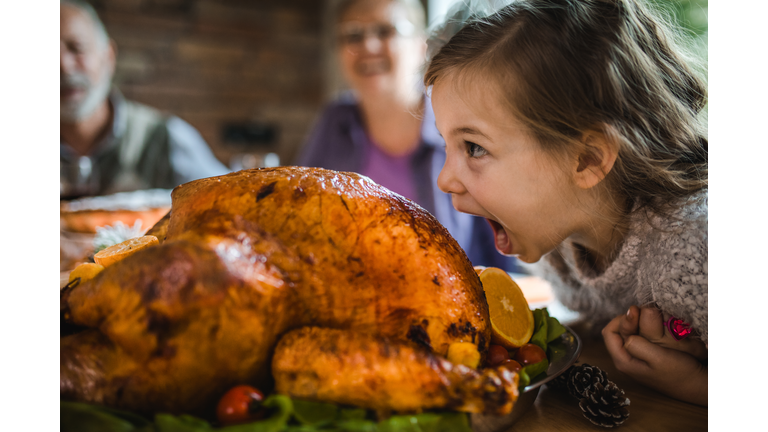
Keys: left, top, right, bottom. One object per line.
{"left": 434, "top": 70, "right": 522, "bottom": 128}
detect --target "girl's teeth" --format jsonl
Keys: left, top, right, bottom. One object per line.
{"left": 496, "top": 229, "right": 508, "bottom": 247}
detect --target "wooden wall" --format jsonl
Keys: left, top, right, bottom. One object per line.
{"left": 91, "top": 0, "right": 325, "bottom": 167}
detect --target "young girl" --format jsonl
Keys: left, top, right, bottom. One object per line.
{"left": 424, "top": 0, "right": 707, "bottom": 405}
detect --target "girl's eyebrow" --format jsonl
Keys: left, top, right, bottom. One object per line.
{"left": 451, "top": 127, "right": 490, "bottom": 140}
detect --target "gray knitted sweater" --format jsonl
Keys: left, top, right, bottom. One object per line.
{"left": 529, "top": 190, "right": 708, "bottom": 344}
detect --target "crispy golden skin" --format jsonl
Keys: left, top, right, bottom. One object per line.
{"left": 60, "top": 167, "right": 516, "bottom": 417}
{"left": 273, "top": 327, "right": 518, "bottom": 414}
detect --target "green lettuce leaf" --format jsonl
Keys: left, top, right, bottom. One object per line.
{"left": 338, "top": 408, "right": 368, "bottom": 421}
{"left": 378, "top": 412, "right": 472, "bottom": 432}
{"left": 516, "top": 307, "right": 567, "bottom": 391}
{"left": 334, "top": 419, "right": 379, "bottom": 432}
{"left": 517, "top": 368, "right": 531, "bottom": 389}
{"left": 291, "top": 399, "right": 338, "bottom": 427}
{"left": 546, "top": 339, "right": 568, "bottom": 366}
{"left": 521, "top": 358, "right": 549, "bottom": 382}
{"left": 155, "top": 414, "right": 212, "bottom": 432}
{"left": 61, "top": 401, "right": 146, "bottom": 432}
{"left": 529, "top": 309, "right": 549, "bottom": 351}
{"left": 61, "top": 396, "right": 470, "bottom": 432}
{"left": 545, "top": 316, "right": 567, "bottom": 343}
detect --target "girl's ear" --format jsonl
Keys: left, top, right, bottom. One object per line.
{"left": 572, "top": 130, "right": 619, "bottom": 190}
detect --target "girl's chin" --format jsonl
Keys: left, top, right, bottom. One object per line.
{"left": 514, "top": 253, "right": 541, "bottom": 264}
{"left": 485, "top": 218, "right": 546, "bottom": 263}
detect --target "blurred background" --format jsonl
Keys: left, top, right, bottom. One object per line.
{"left": 90, "top": 0, "right": 326, "bottom": 170}
{"left": 86, "top": 0, "right": 706, "bottom": 170}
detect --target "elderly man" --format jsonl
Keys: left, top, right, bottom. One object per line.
{"left": 60, "top": 0, "right": 229, "bottom": 199}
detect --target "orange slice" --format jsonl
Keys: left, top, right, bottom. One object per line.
{"left": 94, "top": 235, "right": 159, "bottom": 267}
{"left": 473, "top": 265, "right": 487, "bottom": 276}
{"left": 478, "top": 267, "right": 534, "bottom": 349}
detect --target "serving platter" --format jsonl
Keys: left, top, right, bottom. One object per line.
{"left": 471, "top": 325, "right": 582, "bottom": 432}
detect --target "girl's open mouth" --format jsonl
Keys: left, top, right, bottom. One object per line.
{"left": 486, "top": 219, "right": 514, "bottom": 255}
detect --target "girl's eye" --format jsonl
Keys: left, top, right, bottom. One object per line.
{"left": 465, "top": 141, "right": 488, "bottom": 158}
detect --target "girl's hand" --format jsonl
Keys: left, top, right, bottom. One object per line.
{"left": 602, "top": 309, "right": 708, "bottom": 406}
{"left": 621, "top": 306, "right": 708, "bottom": 362}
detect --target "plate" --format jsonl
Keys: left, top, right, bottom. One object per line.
{"left": 60, "top": 189, "right": 172, "bottom": 233}
{"left": 471, "top": 325, "right": 582, "bottom": 432}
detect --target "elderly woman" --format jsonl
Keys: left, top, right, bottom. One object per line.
{"left": 296, "top": 0, "right": 517, "bottom": 271}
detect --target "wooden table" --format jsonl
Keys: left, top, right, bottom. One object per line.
{"left": 510, "top": 324, "right": 708, "bottom": 431}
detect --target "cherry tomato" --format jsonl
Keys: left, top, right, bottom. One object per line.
{"left": 216, "top": 385, "right": 265, "bottom": 425}
{"left": 499, "top": 359, "right": 522, "bottom": 373}
{"left": 514, "top": 343, "right": 546, "bottom": 366}
{"left": 486, "top": 344, "right": 510, "bottom": 367}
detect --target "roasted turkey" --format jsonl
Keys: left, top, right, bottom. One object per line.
{"left": 60, "top": 167, "right": 518, "bottom": 418}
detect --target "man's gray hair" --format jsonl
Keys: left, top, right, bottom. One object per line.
{"left": 61, "top": 0, "right": 110, "bottom": 47}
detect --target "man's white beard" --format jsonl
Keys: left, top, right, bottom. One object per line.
{"left": 60, "top": 67, "right": 112, "bottom": 123}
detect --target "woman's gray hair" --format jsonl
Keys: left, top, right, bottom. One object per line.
{"left": 334, "top": 0, "right": 427, "bottom": 34}
{"left": 61, "top": 0, "right": 110, "bottom": 47}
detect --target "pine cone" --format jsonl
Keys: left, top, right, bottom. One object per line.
{"left": 567, "top": 363, "right": 609, "bottom": 399}
{"left": 579, "top": 381, "right": 630, "bottom": 428}
{"left": 547, "top": 365, "right": 572, "bottom": 390}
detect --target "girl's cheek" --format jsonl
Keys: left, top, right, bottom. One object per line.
{"left": 466, "top": 159, "right": 484, "bottom": 176}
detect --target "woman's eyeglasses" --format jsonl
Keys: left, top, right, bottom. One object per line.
{"left": 338, "top": 20, "right": 415, "bottom": 48}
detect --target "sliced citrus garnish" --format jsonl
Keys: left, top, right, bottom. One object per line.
{"left": 94, "top": 235, "right": 159, "bottom": 267}
{"left": 473, "top": 265, "right": 487, "bottom": 276}
{"left": 478, "top": 267, "right": 534, "bottom": 349}
{"left": 68, "top": 262, "right": 105, "bottom": 284}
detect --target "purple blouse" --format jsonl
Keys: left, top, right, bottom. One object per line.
{"left": 361, "top": 136, "right": 418, "bottom": 202}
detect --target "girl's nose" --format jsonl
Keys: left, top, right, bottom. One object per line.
{"left": 437, "top": 154, "right": 464, "bottom": 195}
